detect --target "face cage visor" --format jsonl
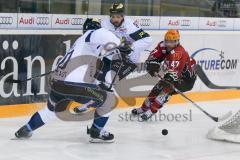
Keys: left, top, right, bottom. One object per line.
{"left": 164, "top": 40, "right": 179, "bottom": 48}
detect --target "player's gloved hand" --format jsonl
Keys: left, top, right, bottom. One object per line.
{"left": 146, "top": 59, "right": 161, "bottom": 77}
{"left": 164, "top": 71, "right": 178, "bottom": 83}
{"left": 118, "top": 43, "right": 132, "bottom": 56}
{"left": 118, "top": 37, "right": 132, "bottom": 56}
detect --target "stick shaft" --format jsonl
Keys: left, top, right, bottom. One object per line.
{"left": 173, "top": 87, "right": 218, "bottom": 122}
{"left": 25, "top": 71, "right": 53, "bottom": 81}
{"left": 11, "top": 71, "right": 54, "bottom": 83}
{"left": 156, "top": 74, "right": 219, "bottom": 122}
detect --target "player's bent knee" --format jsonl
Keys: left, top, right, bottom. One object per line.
{"left": 176, "top": 76, "right": 196, "bottom": 93}
{"left": 96, "top": 92, "right": 117, "bottom": 117}
{"left": 38, "top": 106, "right": 57, "bottom": 124}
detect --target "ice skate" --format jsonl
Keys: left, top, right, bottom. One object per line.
{"left": 141, "top": 110, "right": 155, "bottom": 121}
{"left": 87, "top": 126, "right": 114, "bottom": 143}
{"left": 131, "top": 107, "right": 145, "bottom": 116}
{"left": 15, "top": 125, "right": 33, "bottom": 139}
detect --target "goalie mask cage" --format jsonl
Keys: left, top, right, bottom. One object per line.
{"left": 207, "top": 110, "right": 240, "bottom": 143}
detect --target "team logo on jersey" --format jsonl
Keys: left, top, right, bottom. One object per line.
{"left": 118, "top": 26, "right": 127, "bottom": 32}
{"left": 170, "top": 50, "right": 176, "bottom": 54}
{"left": 133, "top": 21, "right": 139, "bottom": 28}
{"left": 172, "top": 51, "right": 182, "bottom": 60}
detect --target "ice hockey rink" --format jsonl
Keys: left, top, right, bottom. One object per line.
{"left": 0, "top": 99, "right": 240, "bottom": 160}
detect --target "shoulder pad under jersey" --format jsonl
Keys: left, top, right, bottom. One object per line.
{"left": 172, "top": 45, "right": 187, "bottom": 60}
{"left": 101, "top": 17, "right": 113, "bottom": 30}
{"left": 123, "top": 17, "right": 141, "bottom": 34}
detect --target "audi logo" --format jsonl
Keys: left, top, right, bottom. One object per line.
{"left": 0, "top": 17, "right": 13, "bottom": 25}
{"left": 36, "top": 17, "right": 49, "bottom": 25}
{"left": 218, "top": 20, "right": 227, "bottom": 27}
{"left": 136, "top": 19, "right": 151, "bottom": 27}
{"left": 71, "top": 18, "right": 84, "bottom": 25}
{"left": 181, "top": 20, "right": 191, "bottom": 27}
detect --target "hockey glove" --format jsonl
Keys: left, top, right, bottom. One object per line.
{"left": 164, "top": 71, "right": 179, "bottom": 83}
{"left": 146, "top": 59, "right": 161, "bottom": 77}
{"left": 118, "top": 44, "right": 132, "bottom": 56}
{"left": 118, "top": 37, "right": 133, "bottom": 56}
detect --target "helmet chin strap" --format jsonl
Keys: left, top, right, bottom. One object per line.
{"left": 165, "top": 41, "right": 180, "bottom": 54}
{"left": 166, "top": 48, "right": 172, "bottom": 54}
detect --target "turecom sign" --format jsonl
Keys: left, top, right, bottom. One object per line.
{"left": 191, "top": 48, "right": 239, "bottom": 71}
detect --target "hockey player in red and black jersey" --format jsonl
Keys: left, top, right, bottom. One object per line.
{"left": 132, "top": 30, "right": 197, "bottom": 120}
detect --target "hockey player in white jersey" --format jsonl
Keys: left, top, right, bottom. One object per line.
{"left": 74, "top": 3, "right": 148, "bottom": 113}
{"left": 102, "top": 2, "right": 152, "bottom": 63}
{"left": 14, "top": 18, "right": 130, "bottom": 143}
{"left": 88, "top": 2, "right": 152, "bottom": 89}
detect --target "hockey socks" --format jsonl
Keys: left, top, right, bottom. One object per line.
{"left": 92, "top": 112, "right": 109, "bottom": 130}
{"left": 27, "top": 112, "right": 45, "bottom": 131}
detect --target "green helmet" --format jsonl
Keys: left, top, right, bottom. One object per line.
{"left": 83, "top": 18, "right": 101, "bottom": 33}
{"left": 109, "top": 2, "right": 125, "bottom": 15}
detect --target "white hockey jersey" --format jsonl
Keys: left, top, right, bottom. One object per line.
{"left": 102, "top": 17, "right": 141, "bottom": 43}
{"left": 102, "top": 17, "right": 152, "bottom": 63}
{"left": 53, "top": 28, "right": 121, "bottom": 84}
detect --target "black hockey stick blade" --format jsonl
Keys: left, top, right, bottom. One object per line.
{"left": 195, "top": 65, "right": 240, "bottom": 90}
{"left": 5, "top": 71, "right": 54, "bottom": 84}
{"left": 6, "top": 77, "right": 35, "bottom": 83}
{"left": 5, "top": 79, "right": 23, "bottom": 83}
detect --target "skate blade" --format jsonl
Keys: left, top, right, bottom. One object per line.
{"left": 11, "top": 137, "right": 31, "bottom": 140}
{"left": 131, "top": 111, "right": 146, "bottom": 117}
{"left": 89, "top": 138, "right": 114, "bottom": 143}
{"left": 131, "top": 113, "right": 143, "bottom": 117}
{"left": 140, "top": 114, "right": 155, "bottom": 122}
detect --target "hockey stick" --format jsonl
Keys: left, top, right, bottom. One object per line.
{"left": 6, "top": 70, "right": 54, "bottom": 84}
{"left": 6, "top": 48, "right": 118, "bottom": 84}
{"left": 173, "top": 87, "right": 232, "bottom": 122}
{"left": 7, "top": 45, "right": 122, "bottom": 84}
{"left": 156, "top": 74, "right": 232, "bottom": 122}
{"left": 99, "top": 50, "right": 125, "bottom": 92}
{"left": 195, "top": 65, "right": 240, "bottom": 90}
{"left": 109, "top": 62, "right": 123, "bottom": 89}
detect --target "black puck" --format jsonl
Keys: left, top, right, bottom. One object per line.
{"left": 162, "top": 129, "right": 168, "bottom": 136}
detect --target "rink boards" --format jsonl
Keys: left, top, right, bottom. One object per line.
{"left": 0, "top": 30, "right": 240, "bottom": 117}
{"left": 0, "top": 90, "right": 240, "bottom": 118}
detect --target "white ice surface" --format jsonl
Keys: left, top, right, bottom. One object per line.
{"left": 1, "top": 99, "right": 240, "bottom": 160}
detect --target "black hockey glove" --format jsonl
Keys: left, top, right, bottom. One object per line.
{"left": 94, "top": 57, "right": 111, "bottom": 82}
{"left": 118, "top": 37, "right": 133, "bottom": 56}
{"left": 164, "top": 72, "right": 179, "bottom": 83}
{"left": 146, "top": 59, "right": 161, "bottom": 77}
{"left": 118, "top": 43, "right": 132, "bottom": 56}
